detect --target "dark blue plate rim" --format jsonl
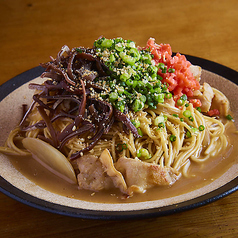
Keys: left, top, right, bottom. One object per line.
{"left": 0, "top": 55, "right": 237, "bottom": 220}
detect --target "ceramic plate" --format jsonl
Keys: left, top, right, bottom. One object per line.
{"left": 0, "top": 55, "right": 237, "bottom": 220}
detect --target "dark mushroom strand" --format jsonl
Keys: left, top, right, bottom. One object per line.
{"left": 20, "top": 45, "right": 140, "bottom": 160}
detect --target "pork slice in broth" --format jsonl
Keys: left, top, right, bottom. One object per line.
{"left": 115, "top": 157, "right": 180, "bottom": 194}
{"left": 76, "top": 149, "right": 128, "bottom": 194}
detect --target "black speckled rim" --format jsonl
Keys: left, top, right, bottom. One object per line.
{"left": 0, "top": 56, "right": 237, "bottom": 220}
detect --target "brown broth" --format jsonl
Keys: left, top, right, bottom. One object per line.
{"left": 8, "top": 123, "right": 238, "bottom": 204}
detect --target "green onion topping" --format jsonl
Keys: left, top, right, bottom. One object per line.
{"left": 131, "top": 120, "right": 141, "bottom": 128}
{"left": 183, "top": 110, "right": 192, "bottom": 118}
{"left": 94, "top": 37, "right": 172, "bottom": 113}
{"left": 169, "top": 134, "right": 176, "bottom": 142}
{"left": 226, "top": 114, "right": 233, "bottom": 120}
{"left": 188, "top": 116, "right": 194, "bottom": 122}
{"left": 116, "top": 143, "right": 128, "bottom": 152}
{"left": 186, "top": 130, "right": 191, "bottom": 138}
{"left": 137, "top": 128, "right": 143, "bottom": 137}
{"left": 137, "top": 148, "right": 151, "bottom": 160}
{"left": 199, "top": 125, "right": 205, "bottom": 131}
{"left": 196, "top": 107, "right": 202, "bottom": 112}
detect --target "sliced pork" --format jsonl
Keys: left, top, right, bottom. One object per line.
{"left": 76, "top": 149, "right": 128, "bottom": 194}
{"left": 190, "top": 65, "right": 201, "bottom": 82}
{"left": 77, "top": 154, "right": 113, "bottom": 191}
{"left": 98, "top": 149, "right": 128, "bottom": 194}
{"left": 211, "top": 88, "right": 230, "bottom": 116}
{"left": 191, "top": 82, "right": 214, "bottom": 112}
{"left": 115, "top": 157, "right": 180, "bottom": 194}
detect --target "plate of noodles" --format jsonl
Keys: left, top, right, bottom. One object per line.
{"left": 0, "top": 37, "right": 237, "bottom": 220}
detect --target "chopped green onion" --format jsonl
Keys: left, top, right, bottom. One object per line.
{"left": 122, "top": 143, "right": 128, "bottom": 150}
{"left": 76, "top": 48, "right": 83, "bottom": 53}
{"left": 177, "top": 99, "right": 185, "bottom": 106}
{"left": 109, "top": 54, "right": 115, "bottom": 62}
{"left": 191, "top": 127, "right": 199, "bottom": 133}
{"left": 161, "top": 67, "right": 167, "bottom": 74}
{"left": 137, "top": 128, "right": 143, "bottom": 137}
{"left": 115, "top": 101, "right": 125, "bottom": 112}
{"left": 158, "top": 122, "right": 165, "bottom": 128}
{"left": 186, "top": 130, "right": 191, "bottom": 138}
{"left": 131, "top": 120, "right": 141, "bottom": 128}
{"left": 155, "top": 93, "right": 164, "bottom": 103}
{"left": 162, "top": 84, "right": 168, "bottom": 92}
{"left": 180, "top": 94, "right": 188, "bottom": 101}
{"left": 199, "top": 125, "right": 205, "bottom": 131}
{"left": 132, "top": 99, "right": 144, "bottom": 112}
{"left": 154, "top": 87, "right": 162, "bottom": 93}
{"left": 169, "top": 134, "right": 176, "bottom": 142}
{"left": 188, "top": 116, "right": 194, "bottom": 122}
{"left": 142, "top": 53, "right": 152, "bottom": 64}
{"left": 117, "top": 86, "right": 124, "bottom": 94}
{"left": 226, "top": 114, "right": 233, "bottom": 120}
{"left": 123, "top": 90, "right": 131, "bottom": 96}
{"left": 158, "top": 63, "right": 165, "bottom": 69}
{"left": 132, "top": 80, "right": 138, "bottom": 88}
{"left": 129, "top": 48, "right": 140, "bottom": 61}
{"left": 126, "top": 79, "right": 133, "bottom": 87}
{"left": 137, "top": 150, "right": 142, "bottom": 158}
{"left": 109, "top": 92, "right": 118, "bottom": 102}
{"left": 168, "top": 68, "right": 175, "bottom": 73}
{"left": 120, "top": 72, "right": 130, "bottom": 82}
{"left": 157, "top": 75, "right": 163, "bottom": 81}
{"left": 138, "top": 148, "right": 151, "bottom": 160}
{"left": 196, "top": 107, "right": 202, "bottom": 113}
{"left": 185, "top": 103, "right": 189, "bottom": 107}
{"left": 119, "top": 52, "right": 136, "bottom": 66}
{"left": 116, "top": 143, "right": 128, "bottom": 152}
{"left": 140, "top": 95, "right": 146, "bottom": 103}
{"left": 165, "top": 93, "right": 172, "bottom": 99}
{"left": 183, "top": 110, "right": 192, "bottom": 118}
{"left": 154, "top": 115, "right": 165, "bottom": 126}
{"left": 173, "top": 114, "right": 179, "bottom": 118}
{"left": 115, "top": 43, "right": 124, "bottom": 52}
{"left": 148, "top": 102, "right": 156, "bottom": 109}
{"left": 101, "top": 39, "right": 113, "bottom": 48}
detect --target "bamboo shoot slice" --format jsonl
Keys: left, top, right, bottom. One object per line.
{"left": 22, "top": 138, "right": 77, "bottom": 184}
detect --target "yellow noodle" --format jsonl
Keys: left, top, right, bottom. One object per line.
{"left": 1, "top": 128, "right": 30, "bottom": 155}
{"left": 0, "top": 94, "right": 232, "bottom": 182}
{"left": 181, "top": 160, "right": 191, "bottom": 178}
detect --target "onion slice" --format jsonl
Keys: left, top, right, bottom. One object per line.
{"left": 22, "top": 138, "right": 77, "bottom": 184}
